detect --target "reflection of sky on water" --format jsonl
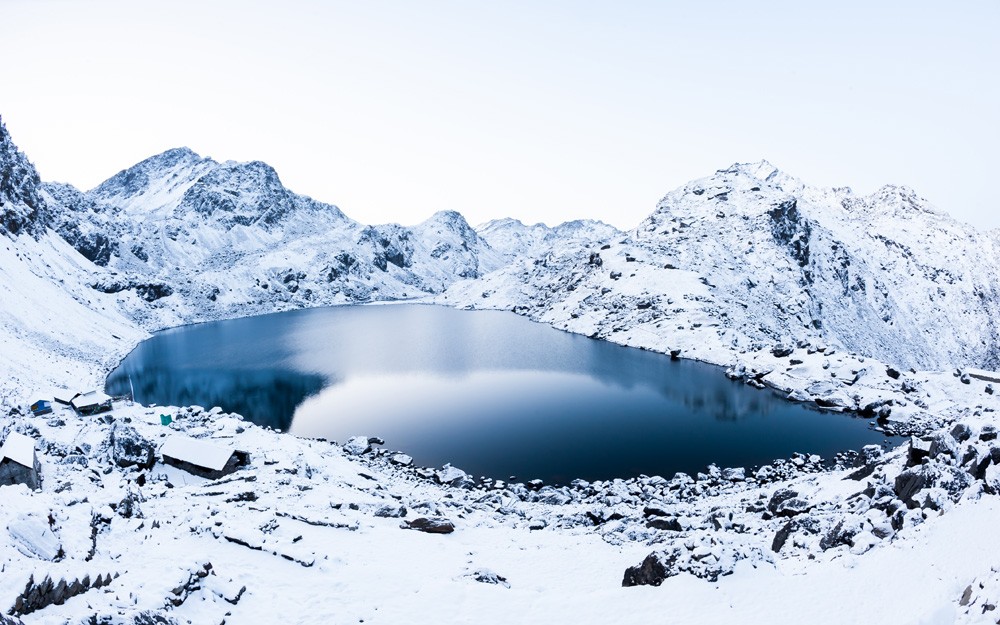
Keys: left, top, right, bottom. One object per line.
{"left": 107, "top": 304, "right": 898, "bottom": 483}
{"left": 290, "top": 370, "right": 894, "bottom": 483}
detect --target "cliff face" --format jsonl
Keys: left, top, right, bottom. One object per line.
{"left": 0, "top": 118, "right": 46, "bottom": 237}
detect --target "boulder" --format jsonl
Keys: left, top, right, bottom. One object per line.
{"left": 907, "top": 436, "right": 932, "bottom": 466}
{"left": 772, "top": 344, "right": 795, "bottom": 358}
{"left": 722, "top": 467, "right": 746, "bottom": 481}
{"left": 981, "top": 426, "right": 998, "bottom": 442}
{"left": 771, "top": 520, "right": 797, "bottom": 553}
{"left": 819, "top": 516, "right": 862, "bottom": 551}
{"left": 342, "top": 436, "right": 371, "bottom": 455}
{"left": 646, "top": 517, "right": 682, "bottom": 531}
{"left": 622, "top": 552, "right": 671, "bottom": 587}
{"left": 389, "top": 453, "right": 413, "bottom": 466}
{"left": 951, "top": 423, "right": 973, "bottom": 443}
{"left": 927, "top": 432, "right": 959, "bottom": 461}
{"left": 374, "top": 504, "right": 407, "bottom": 518}
{"left": 854, "top": 444, "right": 883, "bottom": 468}
{"left": 895, "top": 462, "right": 974, "bottom": 508}
{"left": 435, "top": 464, "right": 468, "bottom": 485}
{"left": 767, "top": 488, "right": 810, "bottom": 517}
{"left": 109, "top": 424, "right": 155, "bottom": 469}
{"left": 402, "top": 517, "right": 455, "bottom": 534}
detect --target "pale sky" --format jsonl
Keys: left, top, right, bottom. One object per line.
{"left": 2, "top": 0, "right": 997, "bottom": 230}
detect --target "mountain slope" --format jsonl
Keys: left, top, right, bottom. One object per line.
{"left": 444, "top": 161, "right": 1000, "bottom": 371}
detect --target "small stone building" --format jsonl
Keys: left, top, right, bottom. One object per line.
{"left": 0, "top": 432, "right": 41, "bottom": 490}
{"left": 160, "top": 435, "right": 250, "bottom": 480}
{"left": 71, "top": 390, "right": 113, "bottom": 416}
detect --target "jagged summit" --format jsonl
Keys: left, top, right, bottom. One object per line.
{"left": 0, "top": 118, "right": 46, "bottom": 237}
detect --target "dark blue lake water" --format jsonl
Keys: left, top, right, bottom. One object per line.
{"left": 106, "top": 304, "right": 896, "bottom": 483}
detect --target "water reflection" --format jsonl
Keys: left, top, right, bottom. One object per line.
{"left": 106, "top": 304, "right": 897, "bottom": 482}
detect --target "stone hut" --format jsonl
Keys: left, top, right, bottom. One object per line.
{"left": 0, "top": 432, "right": 41, "bottom": 490}
{"left": 160, "top": 435, "right": 250, "bottom": 480}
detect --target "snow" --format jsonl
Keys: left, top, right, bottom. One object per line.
{"left": 0, "top": 431, "right": 36, "bottom": 468}
{"left": 69, "top": 390, "right": 111, "bottom": 410}
{"left": 160, "top": 434, "right": 238, "bottom": 471}
{"left": 3, "top": 119, "right": 1000, "bottom": 623}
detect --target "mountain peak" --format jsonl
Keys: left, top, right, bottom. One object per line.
{"left": 0, "top": 117, "right": 46, "bottom": 237}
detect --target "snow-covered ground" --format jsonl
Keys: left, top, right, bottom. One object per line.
{"left": 4, "top": 116, "right": 1000, "bottom": 624}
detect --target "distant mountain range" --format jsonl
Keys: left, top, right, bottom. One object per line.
{"left": 1, "top": 114, "right": 997, "bottom": 388}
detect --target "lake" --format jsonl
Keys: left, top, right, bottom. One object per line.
{"left": 106, "top": 303, "right": 896, "bottom": 483}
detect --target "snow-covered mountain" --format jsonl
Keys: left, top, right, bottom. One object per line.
{"left": 476, "top": 217, "right": 621, "bottom": 258}
{"left": 34, "top": 144, "right": 508, "bottom": 326}
{"left": 444, "top": 161, "right": 1000, "bottom": 371}
{"left": 6, "top": 115, "right": 1000, "bottom": 387}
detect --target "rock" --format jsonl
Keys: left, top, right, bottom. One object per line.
{"left": 622, "top": 552, "right": 671, "bottom": 587}
{"left": 367, "top": 436, "right": 385, "bottom": 446}
{"left": 767, "top": 488, "right": 810, "bottom": 517}
{"left": 894, "top": 466, "right": 931, "bottom": 505}
{"left": 854, "top": 444, "right": 883, "bottom": 468}
{"left": 771, "top": 520, "right": 797, "bottom": 553}
{"left": 643, "top": 505, "right": 671, "bottom": 517}
{"left": 535, "top": 486, "right": 573, "bottom": 505}
{"left": 467, "top": 568, "right": 510, "bottom": 588}
{"left": 389, "top": 453, "right": 413, "bottom": 466}
{"left": 374, "top": 505, "right": 407, "bottom": 518}
{"left": 951, "top": 423, "right": 973, "bottom": 443}
{"left": 907, "top": 436, "right": 932, "bottom": 466}
{"left": 772, "top": 344, "right": 795, "bottom": 358}
{"left": 109, "top": 424, "right": 155, "bottom": 469}
{"left": 670, "top": 349, "right": 682, "bottom": 360}
{"left": 819, "top": 517, "right": 862, "bottom": 551}
{"left": 436, "top": 464, "right": 468, "bottom": 485}
{"left": 774, "top": 497, "right": 811, "bottom": 517}
{"left": 895, "top": 462, "right": 974, "bottom": 508}
{"left": 646, "top": 517, "right": 682, "bottom": 531}
{"left": 721, "top": 467, "right": 746, "bottom": 481}
{"left": 981, "top": 426, "right": 998, "bottom": 442}
{"left": 927, "top": 432, "right": 959, "bottom": 461}
{"left": 886, "top": 366, "right": 901, "bottom": 379}
{"left": 8, "top": 517, "right": 62, "bottom": 560}
{"left": 117, "top": 490, "right": 143, "bottom": 519}
{"left": 402, "top": 517, "right": 455, "bottom": 534}
{"left": 961, "top": 373, "right": 972, "bottom": 384}
{"left": 342, "top": 436, "right": 371, "bottom": 455}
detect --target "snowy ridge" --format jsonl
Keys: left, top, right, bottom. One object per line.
{"left": 476, "top": 217, "right": 621, "bottom": 259}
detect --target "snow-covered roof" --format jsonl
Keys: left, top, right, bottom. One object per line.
{"left": 161, "top": 435, "right": 237, "bottom": 471}
{"left": 0, "top": 432, "right": 37, "bottom": 468}
{"left": 52, "top": 389, "right": 79, "bottom": 404}
{"left": 71, "top": 390, "right": 112, "bottom": 408}
{"left": 968, "top": 368, "right": 1000, "bottom": 384}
